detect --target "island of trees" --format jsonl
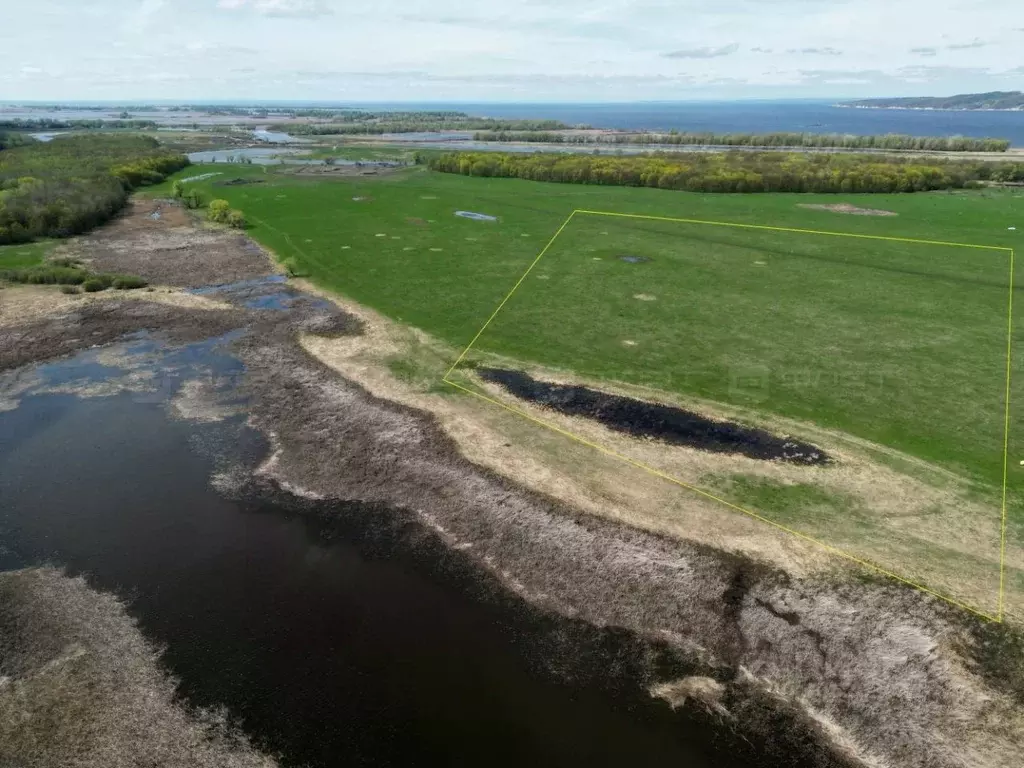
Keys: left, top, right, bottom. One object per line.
{"left": 471, "top": 130, "right": 1011, "bottom": 153}
{"left": 841, "top": 91, "right": 1024, "bottom": 111}
{"left": 269, "top": 110, "right": 571, "bottom": 136}
{"left": 421, "top": 150, "right": 1024, "bottom": 193}
{"left": 0, "top": 134, "right": 188, "bottom": 245}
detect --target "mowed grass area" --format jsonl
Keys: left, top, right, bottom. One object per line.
{"left": 0, "top": 241, "right": 57, "bottom": 270}
{"left": 153, "top": 164, "right": 1024, "bottom": 514}
{"left": 475, "top": 212, "right": 1013, "bottom": 488}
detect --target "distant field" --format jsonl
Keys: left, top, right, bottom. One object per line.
{"left": 150, "top": 165, "right": 1024, "bottom": 611}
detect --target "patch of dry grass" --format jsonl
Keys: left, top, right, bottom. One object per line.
{"left": 0, "top": 567, "right": 277, "bottom": 768}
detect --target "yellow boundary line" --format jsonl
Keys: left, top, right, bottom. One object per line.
{"left": 443, "top": 209, "right": 1014, "bottom": 623}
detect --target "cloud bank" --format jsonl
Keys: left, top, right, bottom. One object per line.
{"left": 1, "top": 0, "right": 1020, "bottom": 101}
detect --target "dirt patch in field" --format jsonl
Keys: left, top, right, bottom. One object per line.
{"left": 634, "top": 293, "right": 657, "bottom": 301}
{"left": 619, "top": 254, "right": 651, "bottom": 263}
{"left": 478, "top": 368, "right": 831, "bottom": 465}
{"left": 797, "top": 203, "right": 898, "bottom": 216}
{"left": 406, "top": 217, "right": 427, "bottom": 226}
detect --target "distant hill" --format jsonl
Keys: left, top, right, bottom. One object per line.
{"left": 840, "top": 91, "right": 1024, "bottom": 111}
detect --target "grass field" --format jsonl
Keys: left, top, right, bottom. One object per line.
{"left": 150, "top": 164, "right": 1024, "bottom": 613}
{"left": 0, "top": 241, "right": 57, "bottom": 270}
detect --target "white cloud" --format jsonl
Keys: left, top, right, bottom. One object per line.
{"left": 663, "top": 44, "right": 739, "bottom": 59}
{"left": 218, "top": 0, "right": 331, "bottom": 17}
{"left": 0, "top": 0, "right": 1020, "bottom": 100}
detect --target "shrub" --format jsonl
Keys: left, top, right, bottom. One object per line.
{"left": 226, "top": 210, "right": 246, "bottom": 229}
{"left": 207, "top": 199, "right": 231, "bottom": 223}
{"left": 59, "top": 285, "right": 80, "bottom": 295}
{"left": 182, "top": 189, "right": 203, "bottom": 209}
{"left": 171, "top": 180, "right": 184, "bottom": 198}
{"left": 0, "top": 266, "right": 88, "bottom": 285}
{"left": 111, "top": 275, "right": 147, "bottom": 290}
{"left": 82, "top": 278, "right": 106, "bottom": 292}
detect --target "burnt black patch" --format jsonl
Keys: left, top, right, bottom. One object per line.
{"left": 478, "top": 368, "right": 831, "bottom": 466}
{"left": 215, "top": 177, "right": 266, "bottom": 186}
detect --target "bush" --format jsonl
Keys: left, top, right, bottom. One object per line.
{"left": 111, "top": 275, "right": 147, "bottom": 290}
{"left": 171, "top": 180, "right": 184, "bottom": 198}
{"left": 0, "top": 266, "right": 88, "bottom": 285}
{"left": 59, "top": 285, "right": 80, "bottom": 295}
{"left": 207, "top": 199, "right": 231, "bottom": 223}
{"left": 82, "top": 278, "right": 106, "bottom": 292}
{"left": 226, "top": 210, "right": 246, "bottom": 229}
{"left": 182, "top": 189, "right": 203, "bottom": 209}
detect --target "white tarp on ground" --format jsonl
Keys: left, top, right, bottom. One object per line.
{"left": 455, "top": 211, "right": 498, "bottom": 222}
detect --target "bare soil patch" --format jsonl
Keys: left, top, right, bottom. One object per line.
{"left": 797, "top": 203, "right": 898, "bottom": 216}
{"left": 64, "top": 199, "right": 274, "bottom": 289}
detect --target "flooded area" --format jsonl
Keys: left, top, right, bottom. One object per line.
{"left": 186, "top": 146, "right": 408, "bottom": 167}
{"left": 252, "top": 128, "right": 302, "bottom": 143}
{"left": 186, "top": 146, "right": 312, "bottom": 164}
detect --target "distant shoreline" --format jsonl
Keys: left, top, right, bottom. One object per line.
{"left": 834, "top": 104, "right": 1024, "bottom": 113}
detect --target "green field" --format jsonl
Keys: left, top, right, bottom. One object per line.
{"left": 153, "top": 164, "right": 1024, "bottom": 584}
{"left": 0, "top": 241, "right": 57, "bottom": 270}
{"left": 469, "top": 211, "right": 1013, "bottom": 486}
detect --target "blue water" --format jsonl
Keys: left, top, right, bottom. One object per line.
{"left": 348, "top": 100, "right": 1024, "bottom": 145}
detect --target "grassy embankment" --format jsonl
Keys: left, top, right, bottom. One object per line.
{"left": 149, "top": 163, "right": 1024, "bottom": 608}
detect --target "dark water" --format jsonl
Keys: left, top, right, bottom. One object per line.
{"left": 0, "top": 339, "right": 774, "bottom": 768}
{"left": 351, "top": 100, "right": 1024, "bottom": 145}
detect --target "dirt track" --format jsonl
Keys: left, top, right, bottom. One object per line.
{"left": 2, "top": 199, "right": 1023, "bottom": 768}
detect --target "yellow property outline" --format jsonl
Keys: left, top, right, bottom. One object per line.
{"left": 443, "top": 209, "right": 1015, "bottom": 623}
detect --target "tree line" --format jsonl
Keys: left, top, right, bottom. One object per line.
{"left": 0, "top": 118, "right": 159, "bottom": 131}
{"left": 0, "top": 134, "right": 189, "bottom": 245}
{"left": 419, "top": 150, "right": 1024, "bottom": 193}
{"left": 471, "top": 130, "right": 1012, "bottom": 153}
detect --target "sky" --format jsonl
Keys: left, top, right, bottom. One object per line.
{"left": 2, "top": 0, "right": 1022, "bottom": 102}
